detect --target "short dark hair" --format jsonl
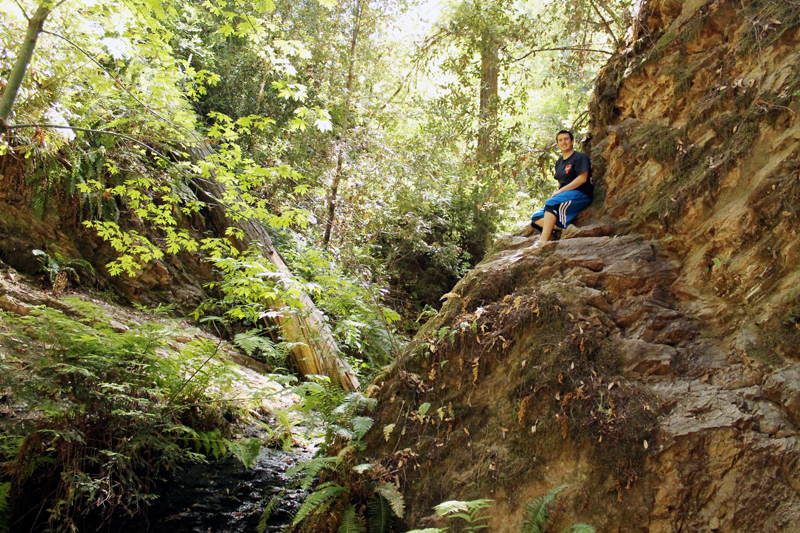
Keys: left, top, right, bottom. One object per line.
{"left": 556, "top": 130, "right": 573, "bottom": 141}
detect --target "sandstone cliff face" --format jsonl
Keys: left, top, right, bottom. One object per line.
{"left": 363, "top": 1, "right": 800, "bottom": 531}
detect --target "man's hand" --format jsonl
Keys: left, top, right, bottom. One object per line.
{"left": 550, "top": 189, "right": 562, "bottom": 198}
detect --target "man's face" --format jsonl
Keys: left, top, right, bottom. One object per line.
{"left": 557, "top": 133, "right": 573, "bottom": 152}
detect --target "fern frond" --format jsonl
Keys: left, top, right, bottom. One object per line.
{"left": 375, "top": 481, "right": 405, "bottom": 518}
{"left": 226, "top": 437, "right": 262, "bottom": 469}
{"left": 233, "top": 330, "right": 276, "bottom": 356}
{"left": 0, "top": 481, "right": 10, "bottom": 533}
{"left": 563, "top": 524, "right": 595, "bottom": 533}
{"left": 291, "top": 482, "right": 347, "bottom": 526}
{"left": 351, "top": 416, "right": 374, "bottom": 440}
{"left": 257, "top": 490, "right": 285, "bottom": 533}
{"left": 368, "top": 494, "right": 394, "bottom": 533}
{"left": 433, "top": 500, "right": 470, "bottom": 516}
{"left": 433, "top": 498, "right": 492, "bottom": 518}
{"left": 338, "top": 505, "right": 366, "bottom": 533}
{"left": 521, "top": 485, "right": 567, "bottom": 533}
{"left": 286, "top": 456, "right": 342, "bottom": 490}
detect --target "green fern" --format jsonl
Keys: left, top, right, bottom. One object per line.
{"left": 521, "top": 485, "right": 566, "bottom": 533}
{"left": 30, "top": 186, "right": 50, "bottom": 220}
{"left": 338, "top": 505, "right": 366, "bottom": 533}
{"left": 0, "top": 481, "right": 10, "bottom": 533}
{"left": 351, "top": 415, "right": 374, "bottom": 440}
{"left": 375, "top": 481, "right": 405, "bottom": 518}
{"left": 368, "top": 494, "right": 396, "bottom": 533}
{"left": 233, "top": 329, "right": 277, "bottom": 356}
{"left": 257, "top": 489, "right": 285, "bottom": 533}
{"left": 434, "top": 499, "right": 492, "bottom": 532}
{"left": 286, "top": 455, "right": 342, "bottom": 490}
{"left": 226, "top": 437, "right": 262, "bottom": 469}
{"left": 270, "top": 409, "right": 298, "bottom": 451}
{"left": 291, "top": 482, "right": 348, "bottom": 526}
{"left": 434, "top": 499, "right": 493, "bottom": 519}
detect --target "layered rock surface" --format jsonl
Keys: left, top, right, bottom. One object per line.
{"left": 363, "top": 0, "right": 800, "bottom": 531}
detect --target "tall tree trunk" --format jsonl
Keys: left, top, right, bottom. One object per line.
{"left": 189, "top": 145, "right": 360, "bottom": 392}
{"left": 322, "top": 0, "right": 363, "bottom": 248}
{"left": 465, "top": 28, "right": 501, "bottom": 262}
{"left": 0, "top": 3, "right": 52, "bottom": 133}
{"left": 476, "top": 28, "right": 499, "bottom": 170}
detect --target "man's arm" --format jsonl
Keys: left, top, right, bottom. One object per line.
{"left": 550, "top": 171, "right": 588, "bottom": 197}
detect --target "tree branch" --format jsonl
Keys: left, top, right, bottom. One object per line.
{"left": 5, "top": 123, "right": 174, "bottom": 164}
{"left": 12, "top": 0, "right": 30, "bottom": 21}
{"left": 586, "top": 0, "right": 621, "bottom": 48}
{"left": 513, "top": 46, "right": 612, "bottom": 63}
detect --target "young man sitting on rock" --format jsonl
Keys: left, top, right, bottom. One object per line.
{"left": 525, "top": 130, "right": 594, "bottom": 243}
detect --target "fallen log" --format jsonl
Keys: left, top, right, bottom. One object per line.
{"left": 188, "top": 144, "right": 359, "bottom": 391}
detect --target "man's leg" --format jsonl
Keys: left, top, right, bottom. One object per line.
{"left": 540, "top": 211, "right": 557, "bottom": 243}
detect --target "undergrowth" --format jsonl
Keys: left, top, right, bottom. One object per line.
{"left": 0, "top": 304, "right": 260, "bottom": 532}
{"left": 258, "top": 374, "right": 407, "bottom": 533}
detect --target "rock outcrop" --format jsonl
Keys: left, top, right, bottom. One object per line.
{"left": 362, "top": 0, "right": 800, "bottom": 531}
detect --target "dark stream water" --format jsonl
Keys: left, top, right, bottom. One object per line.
{"left": 120, "top": 446, "right": 314, "bottom": 533}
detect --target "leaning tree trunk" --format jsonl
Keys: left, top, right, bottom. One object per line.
{"left": 0, "top": 3, "right": 52, "bottom": 133}
{"left": 188, "top": 145, "right": 359, "bottom": 392}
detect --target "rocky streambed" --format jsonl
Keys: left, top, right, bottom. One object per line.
{"left": 116, "top": 445, "right": 314, "bottom": 533}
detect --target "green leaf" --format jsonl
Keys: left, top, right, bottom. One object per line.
{"left": 257, "top": 490, "right": 285, "bottom": 533}
{"left": 418, "top": 402, "right": 431, "bottom": 417}
{"left": 351, "top": 416, "right": 374, "bottom": 440}
{"left": 287, "top": 456, "right": 342, "bottom": 490}
{"left": 315, "top": 119, "right": 333, "bottom": 132}
{"left": 217, "top": 24, "right": 235, "bottom": 36}
{"left": 353, "top": 463, "right": 375, "bottom": 474}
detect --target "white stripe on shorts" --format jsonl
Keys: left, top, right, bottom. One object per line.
{"left": 559, "top": 201, "right": 571, "bottom": 227}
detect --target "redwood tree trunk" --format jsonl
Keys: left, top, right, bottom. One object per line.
{"left": 476, "top": 29, "right": 499, "bottom": 170}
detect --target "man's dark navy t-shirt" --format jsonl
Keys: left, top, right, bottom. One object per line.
{"left": 554, "top": 150, "right": 594, "bottom": 199}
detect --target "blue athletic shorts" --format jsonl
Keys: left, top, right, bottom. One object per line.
{"left": 531, "top": 190, "right": 592, "bottom": 230}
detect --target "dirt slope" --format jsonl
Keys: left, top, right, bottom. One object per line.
{"left": 362, "top": 1, "right": 800, "bottom": 531}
